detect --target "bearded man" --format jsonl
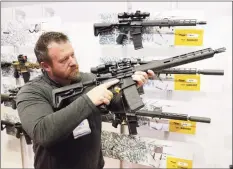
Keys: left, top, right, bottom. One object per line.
{"left": 16, "top": 31, "right": 155, "bottom": 169}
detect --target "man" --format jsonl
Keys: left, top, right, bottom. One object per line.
{"left": 16, "top": 31, "right": 155, "bottom": 169}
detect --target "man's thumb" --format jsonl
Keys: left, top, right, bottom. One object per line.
{"left": 104, "top": 79, "right": 120, "bottom": 88}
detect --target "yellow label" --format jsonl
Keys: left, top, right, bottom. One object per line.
{"left": 169, "top": 120, "right": 196, "bottom": 135}
{"left": 167, "top": 156, "right": 193, "bottom": 168}
{"left": 174, "top": 29, "right": 204, "bottom": 46}
{"left": 174, "top": 74, "right": 200, "bottom": 91}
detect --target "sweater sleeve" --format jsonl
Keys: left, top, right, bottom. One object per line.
{"left": 16, "top": 84, "right": 100, "bottom": 148}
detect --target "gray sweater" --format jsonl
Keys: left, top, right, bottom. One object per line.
{"left": 16, "top": 71, "right": 105, "bottom": 169}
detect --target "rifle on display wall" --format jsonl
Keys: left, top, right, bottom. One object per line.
{"left": 102, "top": 109, "right": 211, "bottom": 128}
{"left": 94, "top": 10, "right": 207, "bottom": 50}
{"left": 1, "top": 54, "right": 40, "bottom": 83}
{"left": 52, "top": 47, "right": 225, "bottom": 135}
{"left": 1, "top": 87, "right": 32, "bottom": 144}
{"left": 140, "top": 67, "right": 224, "bottom": 76}
{"left": 1, "top": 120, "right": 32, "bottom": 145}
{"left": 1, "top": 87, "right": 21, "bottom": 110}
{"left": 136, "top": 109, "right": 211, "bottom": 123}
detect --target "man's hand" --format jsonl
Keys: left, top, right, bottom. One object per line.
{"left": 86, "top": 79, "right": 119, "bottom": 106}
{"left": 87, "top": 70, "right": 154, "bottom": 106}
{"left": 132, "top": 70, "right": 155, "bottom": 87}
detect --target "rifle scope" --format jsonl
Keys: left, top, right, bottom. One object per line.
{"left": 118, "top": 10, "right": 150, "bottom": 19}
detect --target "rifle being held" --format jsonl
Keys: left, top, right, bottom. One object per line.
{"left": 94, "top": 10, "right": 207, "bottom": 50}
{"left": 130, "top": 61, "right": 224, "bottom": 76}
{"left": 52, "top": 47, "right": 225, "bottom": 135}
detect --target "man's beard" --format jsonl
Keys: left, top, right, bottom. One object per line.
{"left": 68, "top": 68, "right": 81, "bottom": 82}
{"left": 51, "top": 67, "right": 81, "bottom": 83}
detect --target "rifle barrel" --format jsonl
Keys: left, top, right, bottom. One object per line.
{"left": 197, "top": 69, "right": 224, "bottom": 75}
{"left": 141, "top": 19, "right": 207, "bottom": 27}
{"left": 155, "top": 68, "right": 224, "bottom": 76}
{"left": 136, "top": 110, "right": 211, "bottom": 123}
{"left": 189, "top": 116, "right": 211, "bottom": 123}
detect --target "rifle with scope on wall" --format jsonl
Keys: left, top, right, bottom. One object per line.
{"left": 94, "top": 10, "right": 207, "bottom": 50}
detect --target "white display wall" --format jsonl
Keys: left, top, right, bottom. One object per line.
{"left": 1, "top": 2, "right": 232, "bottom": 168}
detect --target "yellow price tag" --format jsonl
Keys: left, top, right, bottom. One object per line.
{"left": 169, "top": 120, "right": 196, "bottom": 135}
{"left": 174, "top": 74, "right": 200, "bottom": 91}
{"left": 174, "top": 29, "right": 204, "bottom": 46}
{"left": 167, "top": 156, "right": 193, "bottom": 168}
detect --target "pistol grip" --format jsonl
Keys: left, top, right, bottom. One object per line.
{"left": 130, "top": 27, "right": 143, "bottom": 50}
{"left": 116, "top": 34, "right": 127, "bottom": 44}
{"left": 98, "top": 104, "right": 109, "bottom": 114}
{"left": 22, "top": 72, "right": 30, "bottom": 83}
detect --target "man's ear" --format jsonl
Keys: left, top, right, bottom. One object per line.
{"left": 40, "top": 62, "right": 51, "bottom": 72}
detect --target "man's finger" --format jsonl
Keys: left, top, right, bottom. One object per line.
{"left": 134, "top": 71, "right": 148, "bottom": 80}
{"left": 99, "top": 96, "right": 105, "bottom": 102}
{"left": 103, "top": 98, "right": 110, "bottom": 105}
{"left": 132, "top": 75, "right": 145, "bottom": 85}
{"left": 147, "top": 70, "right": 155, "bottom": 77}
{"left": 104, "top": 93, "right": 112, "bottom": 101}
{"left": 103, "top": 79, "right": 120, "bottom": 88}
{"left": 106, "top": 90, "right": 114, "bottom": 99}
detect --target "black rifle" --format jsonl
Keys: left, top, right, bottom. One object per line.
{"left": 154, "top": 68, "right": 224, "bottom": 76}
{"left": 1, "top": 94, "right": 17, "bottom": 109}
{"left": 136, "top": 109, "right": 211, "bottom": 123}
{"left": 111, "top": 59, "right": 224, "bottom": 76}
{"left": 1, "top": 62, "right": 12, "bottom": 67}
{"left": 94, "top": 10, "right": 207, "bottom": 50}
{"left": 130, "top": 62, "right": 224, "bottom": 76}
{"left": 52, "top": 47, "right": 225, "bottom": 135}
{"left": 1, "top": 87, "right": 21, "bottom": 109}
{"left": 1, "top": 120, "right": 32, "bottom": 145}
{"left": 102, "top": 109, "right": 211, "bottom": 127}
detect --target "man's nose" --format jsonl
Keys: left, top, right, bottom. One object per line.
{"left": 69, "top": 57, "right": 77, "bottom": 66}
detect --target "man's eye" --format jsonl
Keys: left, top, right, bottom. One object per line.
{"left": 61, "top": 58, "right": 68, "bottom": 63}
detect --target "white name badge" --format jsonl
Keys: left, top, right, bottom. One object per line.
{"left": 73, "top": 119, "right": 91, "bottom": 139}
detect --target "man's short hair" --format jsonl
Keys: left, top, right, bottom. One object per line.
{"left": 34, "top": 31, "right": 69, "bottom": 64}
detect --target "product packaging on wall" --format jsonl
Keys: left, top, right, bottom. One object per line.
{"left": 102, "top": 130, "right": 194, "bottom": 168}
